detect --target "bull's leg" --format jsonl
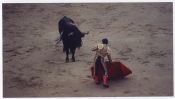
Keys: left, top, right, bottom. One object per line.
{"left": 66, "top": 49, "right": 69, "bottom": 63}
{"left": 70, "top": 48, "right": 76, "bottom": 62}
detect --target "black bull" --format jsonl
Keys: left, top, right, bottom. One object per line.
{"left": 57, "top": 16, "right": 88, "bottom": 62}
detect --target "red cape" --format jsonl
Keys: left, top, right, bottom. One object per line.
{"left": 91, "top": 61, "right": 132, "bottom": 81}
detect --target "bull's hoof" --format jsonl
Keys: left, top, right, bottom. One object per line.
{"left": 66, "top": 58, "right": 69, "bottom": 63}
{"left": 72, "top": 58, "right": 75, "bottom": 62}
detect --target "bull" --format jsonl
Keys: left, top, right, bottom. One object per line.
{"left": 56, "top": 16, "right": 88, "bottom": 62}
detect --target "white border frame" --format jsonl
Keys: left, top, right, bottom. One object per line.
{"left": 0, "top": 0, "right": 174, "bottom": 99}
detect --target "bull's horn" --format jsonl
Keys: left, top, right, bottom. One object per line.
{"left": 84, "top": 31, "right": 89, "bottom": 35}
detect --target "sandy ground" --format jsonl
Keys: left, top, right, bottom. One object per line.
{"left": 3, "top": 3, "right": 173, "bottom": 97}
